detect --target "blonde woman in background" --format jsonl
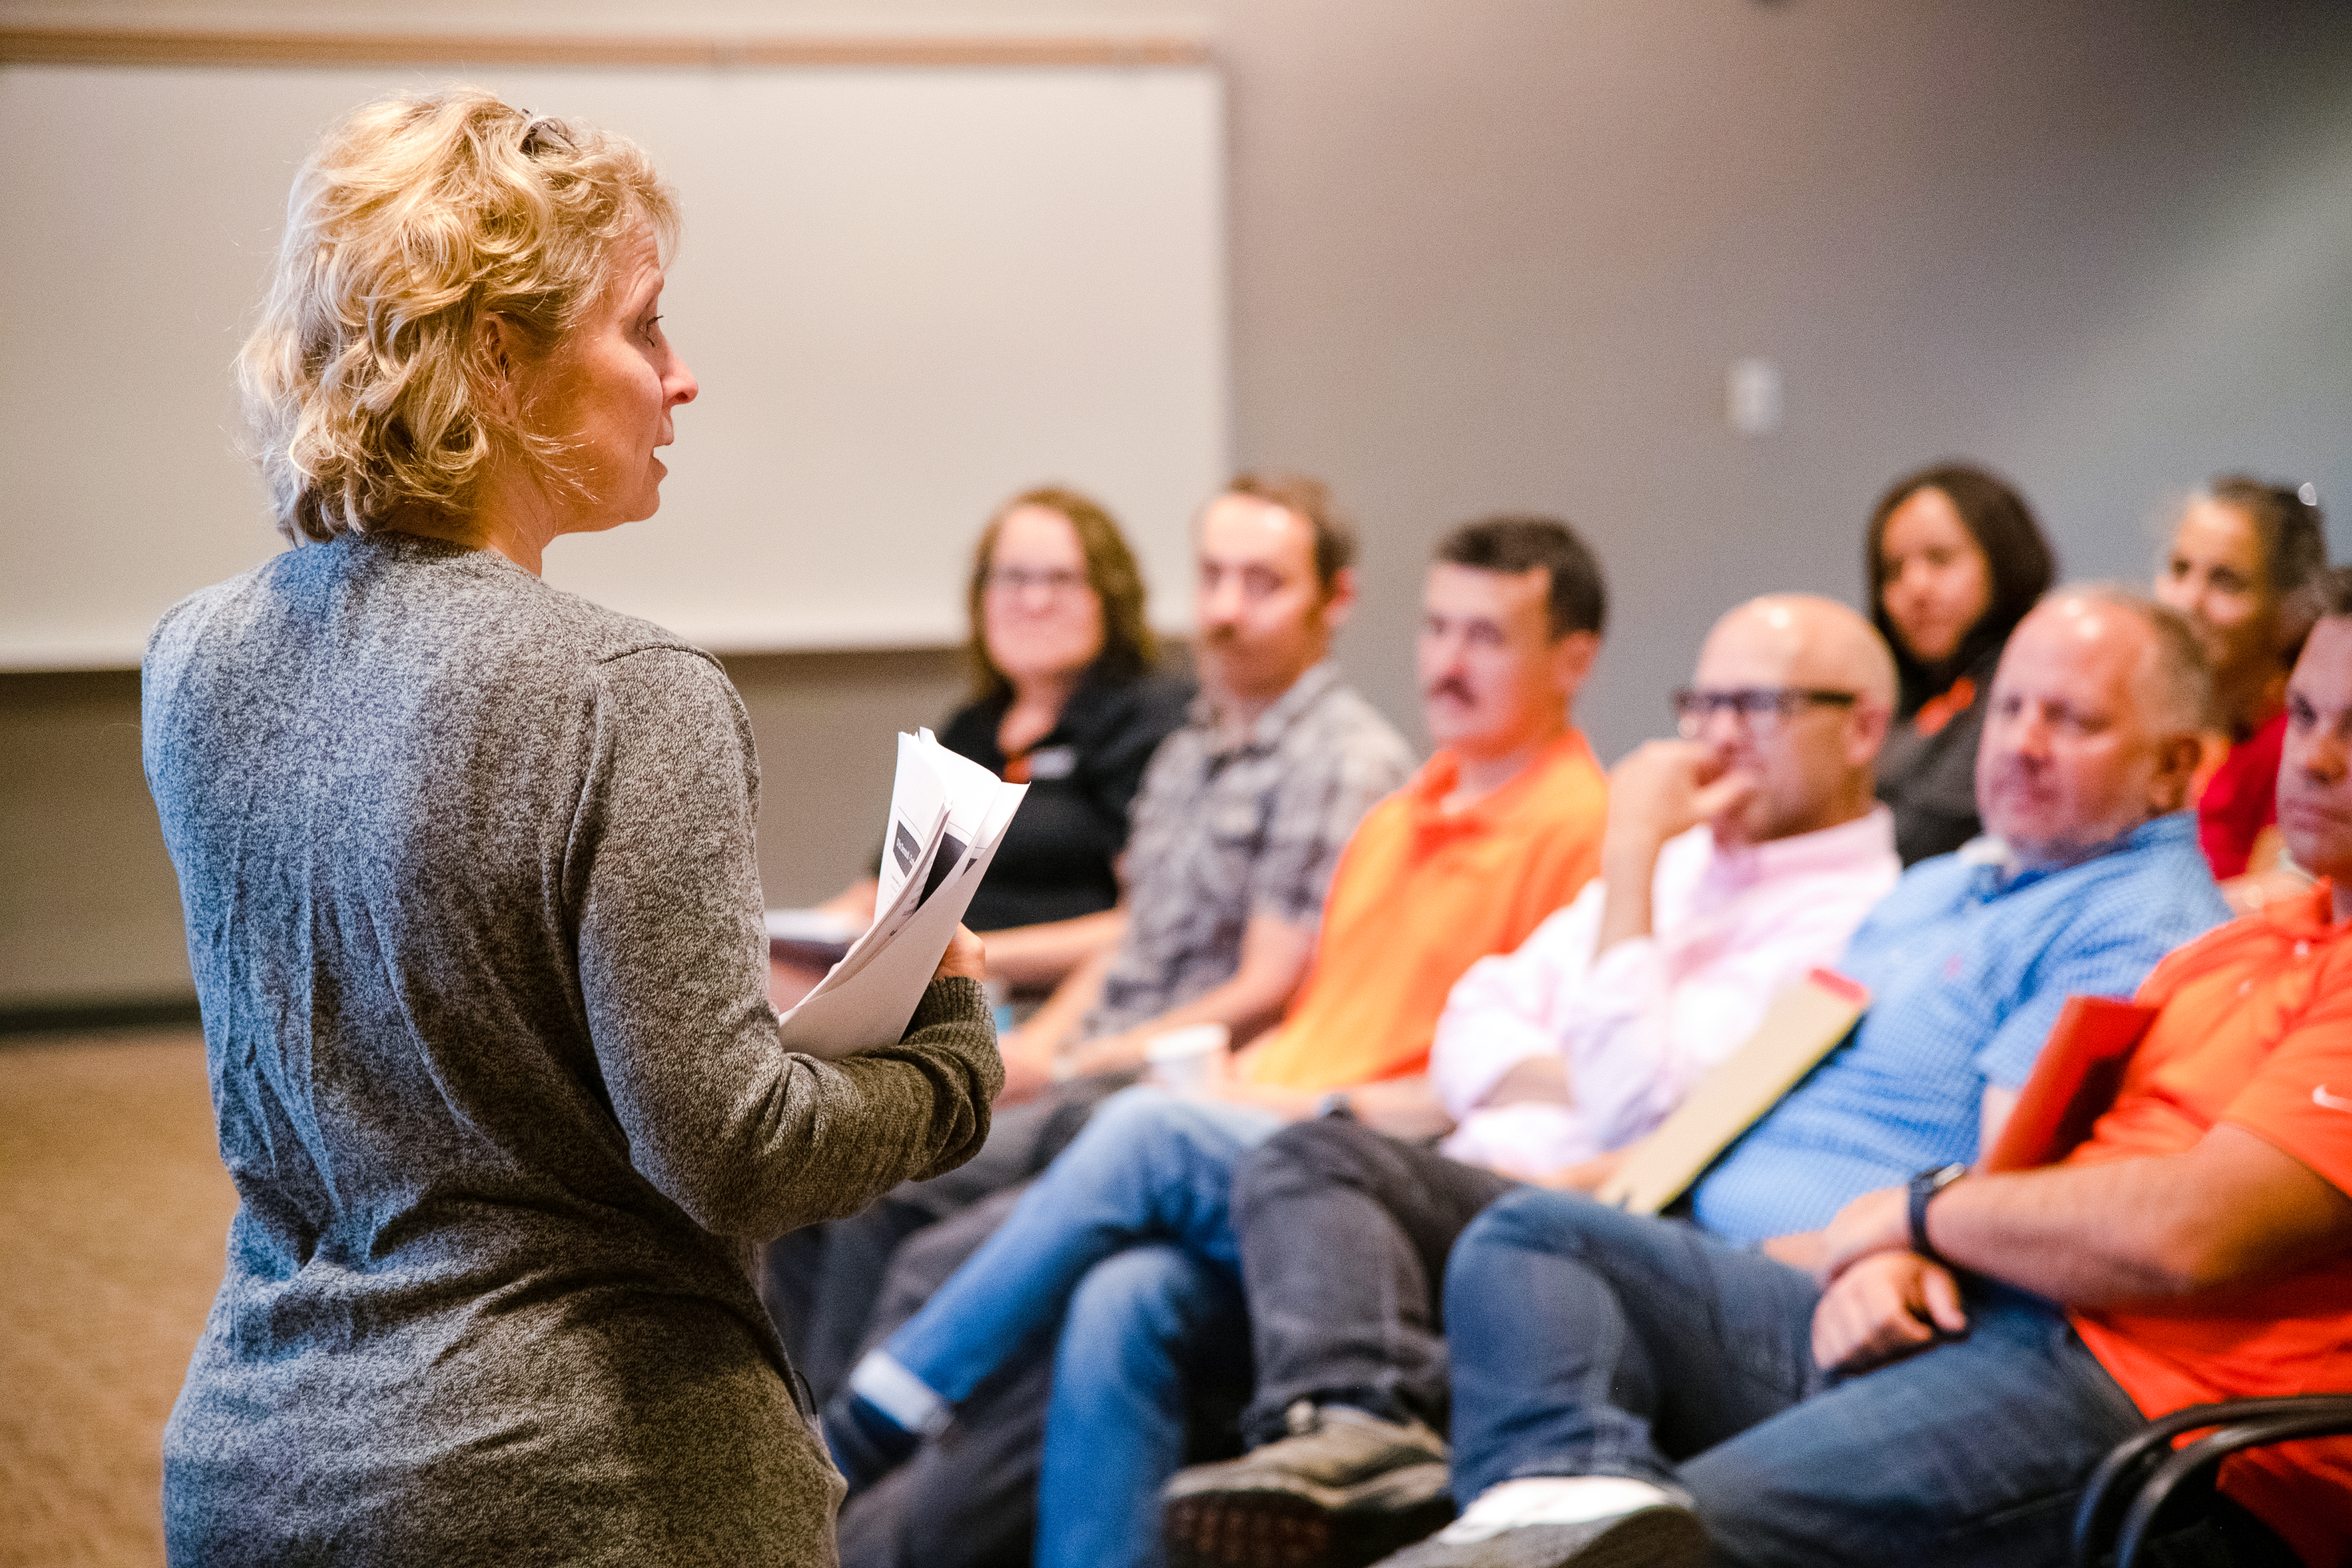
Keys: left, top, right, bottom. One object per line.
{"left": 144, "top": 89, "right": 999, "bottom": 1563}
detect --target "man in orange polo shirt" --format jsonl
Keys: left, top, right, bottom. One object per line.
{"left": 822, "top": 516, "right": 1613, "bottom": 1568}
{"left": 1237, "top": 517, "right": 1611, "bottom": 1099}
{"left": 1376, "top": 570, "right": 2352, "bottom": 1568}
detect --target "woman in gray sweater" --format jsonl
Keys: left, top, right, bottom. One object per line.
{"left": 143, "top": 89, "right": 1001, "bottom": 1564}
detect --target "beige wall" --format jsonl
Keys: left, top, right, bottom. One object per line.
{"left": 722, "top": 649, "right": 976, "bottom": 907}
{"left": 0, "top": 652, "right": 973, "bottom": 1010}
{"left": 1, "top": 672, "right": 191, "bottom": 1008}
{"left": 8, "top": 0, "right": 2352, "bottom": 1010}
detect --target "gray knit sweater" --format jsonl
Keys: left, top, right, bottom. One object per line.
{"left": 143, "top": 531, "right": 1000, "bottom": 1565}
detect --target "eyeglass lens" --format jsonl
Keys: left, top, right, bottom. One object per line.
{"left": 988, "top": 567, "right": 1087, "bottom": 596}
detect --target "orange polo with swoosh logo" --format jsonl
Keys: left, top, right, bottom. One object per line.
{"left": 1239, "top": 731, "right": 1609, "bottom": 1093}
{"left": 2066, "top": 883, "right": 2352, "bottom": 1565}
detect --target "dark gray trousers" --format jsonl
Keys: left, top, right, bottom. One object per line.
{"left": 1230, "top": 1117, "right": 1515, "bottom": 1446}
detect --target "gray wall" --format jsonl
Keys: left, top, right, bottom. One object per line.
{"left": 7, "top": 0, "right": 2352, "bottom": 1010}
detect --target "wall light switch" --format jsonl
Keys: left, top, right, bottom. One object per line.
{"left": 1727, "top": 358, "right": 1783, "bottom": 437}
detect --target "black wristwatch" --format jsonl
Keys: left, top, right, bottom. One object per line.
{"left": 1907, "top": 1163, "right": 1968, "bottom": 1264}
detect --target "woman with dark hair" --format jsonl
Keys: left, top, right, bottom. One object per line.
{"left": 1866, "top": 462, "right": 2057, "bottom": 864}
{"left": 2155, "top": 475, "right": 2329, "bottom": 899}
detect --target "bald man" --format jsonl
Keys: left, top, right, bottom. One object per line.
{"left": 1160, "top": 595, "right": 1908, "bottom": 1565}
{"left": 1163, "top": 590, "right": 2237, "bottom": 1568}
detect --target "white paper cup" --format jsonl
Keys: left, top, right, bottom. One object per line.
{"left": 1143, "top": 1022, "right": 1231, "bottom": 1092}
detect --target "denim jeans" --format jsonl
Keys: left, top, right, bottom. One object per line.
{"left": 874, "top": 1087, "right": 1281, "bottom": 1568}
{"left": 1231, "top": 1117, "right": 1515, "bottom": 1443}
{"left": 1445, "top": 1189, "right": 2153, "bottom": 1567}
{"left": 764, "top": 1072, "right": 1126, "bottom": 1404}
{"left": 1038, "top": 1242, "right": 1254, "bottom": 1568}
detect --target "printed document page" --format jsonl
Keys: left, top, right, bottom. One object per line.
{"left": 776, "top": 732, "right": 1027, "bottom": 1058}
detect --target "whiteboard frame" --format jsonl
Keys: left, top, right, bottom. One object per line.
{"left": 0, "top": 26, "right": 1227, "bottom": 669}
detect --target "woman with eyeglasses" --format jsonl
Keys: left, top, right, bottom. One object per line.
{"left": 828, "top": 489, "right": 1191, "bottom": 964}
{"left": 2153, "top": 475, "right": 2328, "bottom": 904}
{"left": 947, "top": 488, "right": 1192, "bottom": 935}
{"left": 1865, "top": 462, "right": 2057, "bottom": 865}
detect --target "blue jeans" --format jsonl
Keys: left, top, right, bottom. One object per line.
{"left": 1445, "top": 1189, "right": 2152, "bottom": 1567}
{"left": 875, "top": 1087, "right": 1279, "bottom": 1568}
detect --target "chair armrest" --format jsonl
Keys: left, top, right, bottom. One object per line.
{"left": 2072, "top": 1394, "right": 2352, "bottom": 1568}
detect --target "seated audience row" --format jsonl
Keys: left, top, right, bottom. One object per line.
{"left": 1160, "top": 589, "right": 2238, "bottom": 1567}
{"left": 765, "top": 478, "right": 1417, "bottom": 1405}
{"left": 814, "top": 506, "right": 1616, "bottom": 1565}
{"left": 903, "top": 460, "right": 2314, "bottom": 952}
{"left": 1353, "top": 580, "right": 2352, "bottom": 1568}
{"left": 785, "top": 474, "right": 2345, "bottom": 1568}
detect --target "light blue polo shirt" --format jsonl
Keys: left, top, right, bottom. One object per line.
{"left": 1690, "top": 812, "right": 2229, "bottom": 1244}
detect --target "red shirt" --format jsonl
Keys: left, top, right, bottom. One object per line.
{"left": 2197, "top": 710, "right": 2287, "bottom": 880}
{"left": 2067, "top": 884, "right": 2352, "bottom": 1565}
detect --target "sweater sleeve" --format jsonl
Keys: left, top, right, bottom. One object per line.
{"left": 568, "top": 646, "right": 1003, "bottom": 1238}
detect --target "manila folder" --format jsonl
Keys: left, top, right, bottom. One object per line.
{"left": 1596, "top": 968, "right": 1869, "bottom": 1216}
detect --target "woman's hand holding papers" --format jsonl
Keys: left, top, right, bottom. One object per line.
{"left": 934, "top": 924, "right": 988, "bottom": 985}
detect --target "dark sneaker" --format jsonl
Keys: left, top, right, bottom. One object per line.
{"left": 1163, "top": 1401, "right": 1455, "bottom": 1568}
{"left": 1368, "top": 1478, "right": 1706, "bottom": 1568}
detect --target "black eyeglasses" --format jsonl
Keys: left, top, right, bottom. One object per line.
{"left": 1671, "top": 687, "right": 1858, "bottom": 739}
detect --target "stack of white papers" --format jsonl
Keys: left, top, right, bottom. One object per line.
{"left": 776, "top": 730, "right": 1027, "bottom": 1058}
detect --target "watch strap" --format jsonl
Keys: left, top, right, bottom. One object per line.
{"left": 1907, "top": 1163, "right": 1967, "bottom": 1264}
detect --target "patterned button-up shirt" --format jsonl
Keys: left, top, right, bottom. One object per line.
{"left": 1082, "top": 661, "right": 1415, "bottom": 1040}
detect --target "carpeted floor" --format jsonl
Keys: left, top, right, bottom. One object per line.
{"left": 0, "top": 1031, "right": 233, "bottom": 1568}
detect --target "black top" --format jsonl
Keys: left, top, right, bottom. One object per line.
{"left": 1875, "top": 640, "right": 2006, "bottom": 866}
{"left": 939, "top": 665, "right": 1196, "bottom": 931}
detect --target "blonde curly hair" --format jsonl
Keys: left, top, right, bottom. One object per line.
{"left": 238, "top": 87, "right": 679, "bottom": 543}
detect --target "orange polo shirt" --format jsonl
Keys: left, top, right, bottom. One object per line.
{"left": 1241, "top": 731, "right": 1608, "bottom": 1093}
{"left": 2066, "top": 883, "right": 2352, "bottom": 1567}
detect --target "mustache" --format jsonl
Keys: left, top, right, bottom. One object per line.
{"left": 1423, "top": 675, "right": 1476, "bottom": 705}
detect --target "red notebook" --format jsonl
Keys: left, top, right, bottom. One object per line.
{"left": 1981, "top": 995, "right": 2160, "bottom": 1173}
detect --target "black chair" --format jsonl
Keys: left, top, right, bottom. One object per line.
{"left": 2072, "top": 1393, "right": 2352, "bottom": 1567}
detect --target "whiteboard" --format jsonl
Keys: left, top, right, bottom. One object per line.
{"left": 0, "top": 60, "right": 1228, "bottom": 667}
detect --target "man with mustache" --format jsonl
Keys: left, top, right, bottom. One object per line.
{"left": 770, "top": 474, "right": 1414, "bottom": 1408}
{"left": 1351, "top": 587, "right": 2322, "bottom": 1568}
{"left": 824, "top": 516, "right": 1616, "bottom": 1568}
